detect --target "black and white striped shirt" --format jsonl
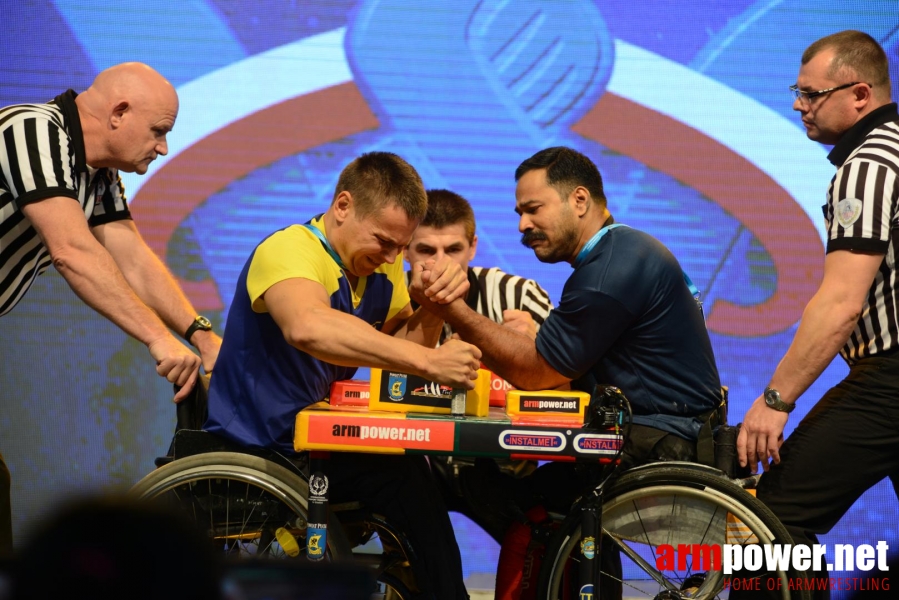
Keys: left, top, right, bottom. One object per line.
{"left": 0, "top": 90, "right": 131, "bottom": 316}
{"left": 407, "top": 265, "right": 554, "bottom": 343}
{"left": 823, "top": 103, "right": 899, "bottom": 363}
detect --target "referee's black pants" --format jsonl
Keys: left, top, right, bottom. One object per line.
{"left": 731, "top": 350, "right": 899, "bottom": 600}
{"left": 0, "top": 452, "right": 11, "bottom": 556}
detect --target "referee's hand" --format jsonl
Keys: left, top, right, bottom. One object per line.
{"left": 737, "top": 394, "right": 788, "bottom": 473}
{"left": 148, "top": 335, "right": 201, "bottom": 403}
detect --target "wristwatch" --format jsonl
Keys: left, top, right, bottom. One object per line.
{"left": 184, "top": 315, "right": 213, "bottom": 343}
{"left": 764, "top": 387, "right": 795, "bottom": 413}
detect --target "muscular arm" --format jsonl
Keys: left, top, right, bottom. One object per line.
{"left": 264, "top": 278, "right": 479, "bottom": 388}
{"left": 21, "top": 197, "right": 200, "bottom": 397}
{"left": 389, "top": 258, "right": 470, "bottom": 347}
{"left": 738, "top": 249, "right": 884, "bottom": 470}
{"left": 386, "top": 303, "right": 445, "bottom": 347}
{"left": 434, "top": 299, "right": 570, "bottom": 390}
{"left": 768, "top": 250, "right": 882, "bottom": 401}
{"left": 23, "top": 197, "right": 173, "bottom": 345}
{"left": 93, "top": 219, "right": 221, "bottom": 370}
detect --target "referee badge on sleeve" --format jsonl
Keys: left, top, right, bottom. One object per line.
{"left": 836, "top": 198, "right": 862, "bottom": 228}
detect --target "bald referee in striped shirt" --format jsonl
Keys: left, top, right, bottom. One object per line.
{"left": 736, "top": 31, "right": 899, "bottom": 599}
{"left": 0, "top": 63, "right": 222, "bottom": 553}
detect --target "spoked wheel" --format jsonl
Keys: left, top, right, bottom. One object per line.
{"left": 537, "top": 463, "right": 811, "bottom": 600}
{"left": 130, "top": 452, "right": 350, "bottom": 560}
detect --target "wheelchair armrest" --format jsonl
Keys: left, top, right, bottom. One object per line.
{"left": 174, "top": 373, "right": 211, "bottom": 431}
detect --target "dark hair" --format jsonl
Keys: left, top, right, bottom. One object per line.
{"left": 422, "top": 189, "right": 476, "bottom": 242}
{"left": 803, "top": 31, "right": 891, "bottom": 96}
{"left": 333, "top": 151, "right": 427, "bottom": 220}
{"left": 514, "top": 146, "right": 606, "bottom": 206}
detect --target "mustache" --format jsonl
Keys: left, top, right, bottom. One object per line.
{"left": 520, "top": 230, "right": 547, "bottom": 248}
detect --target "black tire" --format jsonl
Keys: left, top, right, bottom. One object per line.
{"left": 537, "top": 462, "right": 811, "bottom": 600}
{"left": 130, "top": 452, "right": 352, "bottom": 560}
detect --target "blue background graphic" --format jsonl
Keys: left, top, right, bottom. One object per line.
{"left": 2, "top": 1, "right": 898, "bottom": 593}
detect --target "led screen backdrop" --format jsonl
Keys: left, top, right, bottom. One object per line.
{"left": 1, "top": 0, "right": 898, "bottom": 591}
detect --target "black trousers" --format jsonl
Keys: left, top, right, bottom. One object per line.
{"left": 326, "top": 452, "right": 467, "bottom": 600}
{"left": 732, "top": 350, "right": 899, "bottom": 600}
{"left": 0, "top": 452, "right": 10, "bottom": 556}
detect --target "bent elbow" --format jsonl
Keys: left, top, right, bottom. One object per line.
{"left": 283, "top": 326, "right": 311, "bottom": 351}
{"left": 49, "top": 246, "right": 81, "bottom": 278}
{"left": 282, "top": 318, "right": 325, "bottom": 352}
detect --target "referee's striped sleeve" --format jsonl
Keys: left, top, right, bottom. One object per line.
{"left": 89, "top": 170, "right": 132, "bottom": 226}
{"left": 520, "top": 278, "right": 553, "bottom": 326}
{"left": 475, "top": 266, "right": 553, "bottom": 329}
{"left": 826, "top": 124, "right": 899, "bottom": 253}
{"left": 0, "top": 114, "right": 76, "bottom": 207}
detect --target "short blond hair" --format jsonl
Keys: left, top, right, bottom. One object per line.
{"left": 333, "top": 152, "right": 427, "bottom": 220}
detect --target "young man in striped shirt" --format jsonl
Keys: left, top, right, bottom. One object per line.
{"left": 404, "top": 188, "right": 553, "bottom": 344}
{"left": 737, "top": 31, "right": 899, "bottom": 598}
{"left": 404, "top": 188, "right": 554, "bottom": 541}
{"left": 0, "top": 63, "right": 221, "bottom": 553}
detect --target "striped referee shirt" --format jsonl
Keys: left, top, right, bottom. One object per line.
{"left": 824, "top": 103, "right": 899, "bottom": 363}
{"left": 0, "top": 90, "right": 131, "bottom": 316}
{"left": 407, "top": 265, "right": 553, "bottom": 344}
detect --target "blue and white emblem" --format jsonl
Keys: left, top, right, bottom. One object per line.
{"left": 836, "top": 197, "right": 862, "bottom": 228}
{"left": 388, "top": 373, "right": 407, "bottom": 401}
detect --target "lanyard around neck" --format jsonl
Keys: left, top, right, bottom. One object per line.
{"left": 303, "top": 221, "right": 347, "bottom": 271}
{"left": 574, "top": 223, "right": 627, "bottom": 268}
{"left": 572, "top": 223, "right": 704, "bottom": 314}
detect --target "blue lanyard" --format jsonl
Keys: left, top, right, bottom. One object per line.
{"left": 303, "top": 220, "right": 347, "bottom": 271}
{"left": 574, "top": 223, "right": 627, "bottom": 268}
{"left": 574, "top": 222, "right": 703, "bottom": 307}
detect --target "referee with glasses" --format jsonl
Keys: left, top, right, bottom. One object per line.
{"left": 737, "top": 30, "right": 899, "bottom": 599}
{"left": 0, "top": 63, "right": 221, "bottom": 554}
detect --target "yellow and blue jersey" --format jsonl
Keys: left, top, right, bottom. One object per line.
{"left": 205, "top": 215, "right": 409, "bottom": 453}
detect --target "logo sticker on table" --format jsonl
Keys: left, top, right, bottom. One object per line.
{"left": 388, "top": 373, "right": 407, "bottom": 401}
{"left": 499, "top": 430, "right": 566, "bottom": 452}
{"left": 574, "top": 433, "right": 623, "bottom": 455}
{"left": 306, "top": 414, "right": 455, "bottom": 451}
{"left": 518, "top": 395, "right": 581, "bottom": 414}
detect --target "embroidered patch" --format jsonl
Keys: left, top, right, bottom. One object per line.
{"left": 836, "top": 198, "right": 862, "bottom": 228}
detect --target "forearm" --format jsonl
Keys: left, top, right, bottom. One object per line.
{"left": 768, "top": 292, "right": 859, "bottom": 403}
{"left": 117, "top": 242, "right": 194, "bottom": 329}
{"left": 391, "top": 307, "right": 444, "bottom": 347}
{"left": 288, "top": 307, "right": 436, "bottom": 377}
{"left": 99, "top": 226, "right": 219, "bottom": 371}
{"left": 443, "top": 302, "right": 566, "bottom": 390}
{"left": 51, "top": 242, "right": 171, "bottom": 346}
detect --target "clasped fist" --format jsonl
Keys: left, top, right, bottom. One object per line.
{"left": 148, "top": 336, "right": 202, "bottom": 402}
{"left": 429, "top": 338, "right": 482, "bottom": 390}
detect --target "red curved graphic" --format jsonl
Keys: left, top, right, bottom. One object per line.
{"left": 133, "top": 82, "right": 821, "bottom": 336}
{"left": 130, "top": 82, "right": 380, "bottom": 310}
{"left": 572, "top": 93, "right": 823, "bottom": 336}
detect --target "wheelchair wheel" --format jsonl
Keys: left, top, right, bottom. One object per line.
{"left": 537, "top": 463, "right": 811, "bottom": 600}
{"left": 130, "top": 452, "right": 351, "bottom": 560}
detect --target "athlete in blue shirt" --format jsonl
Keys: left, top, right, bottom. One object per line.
{"left": 412, "top": 146, "right": 723, "bottom": 600}
{"left": 206, "top": 152, "right": 480, "bottom": 600}
{"left": 416, "top": 146, "right": 722, "bottom": 453}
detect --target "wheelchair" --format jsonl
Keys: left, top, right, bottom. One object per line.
{"left": 130, "top": 376, "right": 423, "bottom": 599}
{"left": 131, "top": 378, "right": 810, "bottom": 600}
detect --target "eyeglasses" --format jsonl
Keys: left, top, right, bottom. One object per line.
{"left": 789, "top": 82, "right": 868, "bottom": 104}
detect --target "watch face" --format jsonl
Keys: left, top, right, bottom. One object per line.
{"left": 197, "top": 316, "right": 212, "bottom": 329}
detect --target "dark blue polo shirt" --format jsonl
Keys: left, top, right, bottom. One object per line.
{"left": 536, "top": 226, "right": 721, "bottom": 440}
